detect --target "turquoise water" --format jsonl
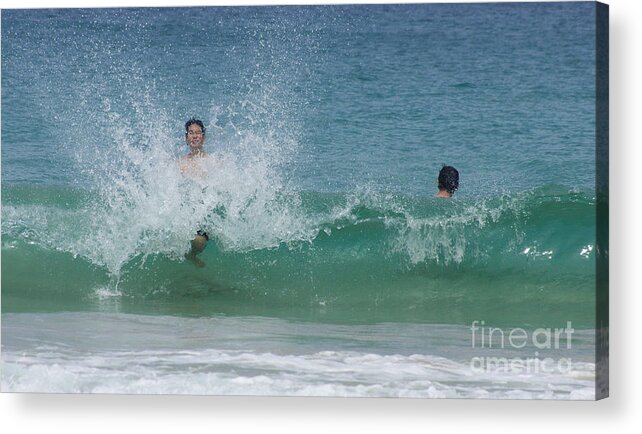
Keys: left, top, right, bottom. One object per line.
{"left": 3, "top": 184, "right": 597, "bottom": 326}
{"left": 2, "top": 3, "right": 601, "bottom": 397}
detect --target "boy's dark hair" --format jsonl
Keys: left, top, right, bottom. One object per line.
{"left": 438, "top": 165, "right": 459, "bottom": 194}
{"left": 185, "top": 118, "right": 206, "bottom": 134}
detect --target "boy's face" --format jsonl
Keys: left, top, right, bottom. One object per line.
{"left": 186, "top": 125, "right": 205, "bottom": 149}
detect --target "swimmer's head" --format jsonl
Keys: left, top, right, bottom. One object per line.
{"left": 438, "top": 165, "right": 459, "bottom": 195}
{"left": 185, "top": 118, "right": 206, "bottom": 150}
{"left": 185, "top": 118, "right": 206, "bottom": 135}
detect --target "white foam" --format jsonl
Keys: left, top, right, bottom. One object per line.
{"left": 1, "top": 347, "right": 595, "bottom": 399}
{"left": 1, "top": 313, "right": 597, "bottom": 399}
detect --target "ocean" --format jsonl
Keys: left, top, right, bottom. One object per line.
{"left": 2, "top": 3, "right": 603, "bottom": 398}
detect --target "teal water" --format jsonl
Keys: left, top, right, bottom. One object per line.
{"left": 3, "top": 183, "right": 596, "bottom": 326}
{"left": 1, "top": 3, "right": 601, "bottom": 397}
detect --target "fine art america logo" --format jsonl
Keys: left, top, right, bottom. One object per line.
{"left": 470, "top": 320, "right": 575, "bottom": 374}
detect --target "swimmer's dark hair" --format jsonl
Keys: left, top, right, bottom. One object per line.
{"left": 438, "top": 165, "right": 459, "bottom": 195}
{"left": 185, "top": 118, "right": 206, "bottom": 135}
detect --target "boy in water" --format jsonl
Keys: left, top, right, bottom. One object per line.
{"left": 180, "top": 118, "right": 209, "bottom": 266}
{"left": 435, "top": 165, "right": 459, "bottom": 198}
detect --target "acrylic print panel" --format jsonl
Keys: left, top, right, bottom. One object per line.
{"left": 1, "top": 2, "right": 608, "bottom": 399}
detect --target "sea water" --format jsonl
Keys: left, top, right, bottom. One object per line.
{"left": 2, "top": 3, "right": 601, "bottom": 398}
